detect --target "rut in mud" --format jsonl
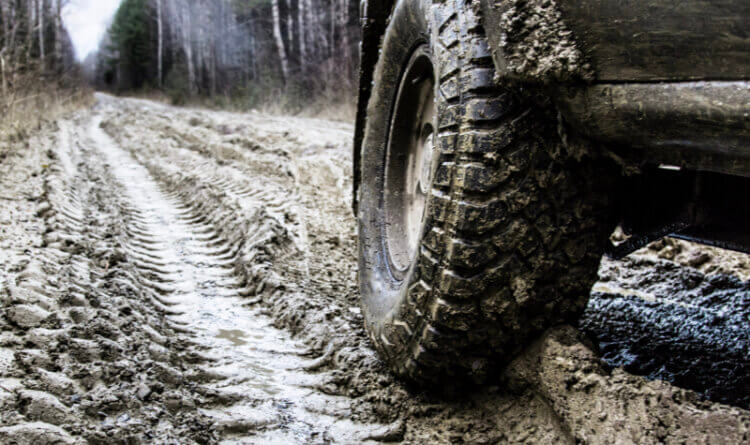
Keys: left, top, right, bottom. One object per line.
{"left": 1, "top": 94, "right": 748, "bottom": 444}
{"left": 92, "top": 116, "right": 374, "bottom": 442}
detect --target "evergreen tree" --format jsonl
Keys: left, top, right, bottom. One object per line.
{"left": 107, "top": 0, "right": 155, "bottom": 89}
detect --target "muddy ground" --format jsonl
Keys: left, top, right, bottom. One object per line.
{"left": 0, "top": 94, "right": 748, "bottom": 444}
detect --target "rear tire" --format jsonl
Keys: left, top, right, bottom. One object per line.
{"left": 358, "top": 0, "right": 615, "bottom": 383}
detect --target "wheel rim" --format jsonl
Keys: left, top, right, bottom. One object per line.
{"left": 384, "top": 45, "right": 436, "bottom": 279}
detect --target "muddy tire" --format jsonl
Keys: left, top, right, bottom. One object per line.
{"left": 358, "top": 0, "right": 615, "bottom": 383}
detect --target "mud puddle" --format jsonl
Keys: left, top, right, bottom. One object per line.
{"left": 89, "top": 116, "right": 379, "bottom": 443}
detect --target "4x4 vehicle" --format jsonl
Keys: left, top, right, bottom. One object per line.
{"left": 353, "top": 0, "right": 750, "bottom": 382}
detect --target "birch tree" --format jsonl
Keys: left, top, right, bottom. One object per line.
{"left": 297, "top": 0, "right": 306, "bottom": 65}
{"left": 37, "top": 0, "right": 44, "bottom": 65}
{"left": 271, "top": 0, "right": 288, "bottom": 83}
{"left": 156, "top": 0, "right": 162, "bottom": 85}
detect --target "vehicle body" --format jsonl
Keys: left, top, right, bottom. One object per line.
{"left": 354, "top": 0, "right": 750, "bottom": 382}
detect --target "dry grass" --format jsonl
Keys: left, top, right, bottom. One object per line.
{"left": 0, "top": 77, "right": 94, "bottom": 144}
{"left": 255, "top": 96, "right": 355, "bottom": 122}
{"left": 116, "top": 85, "right": 357, "bottom": 124}
{"left": 115, "top": 88, "right": 173, "bottom": 104}
{"left": 278, "top": 89, "right": 356, "bottom": 123}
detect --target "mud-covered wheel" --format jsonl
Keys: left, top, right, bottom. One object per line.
{"left": 357, "top": 0, "right": 615, "bottom": 383}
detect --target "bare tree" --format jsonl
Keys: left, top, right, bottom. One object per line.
{"left": 26, "top": 0, "right": 34, "bottom": 62}
{"left": 54, "top": 0, "right": 62, "bottom": 71}
{"left": 285, "top": 0, "right": 293, "bottom": 60}
{"left": 37, "top": 0, "right": 44, "bottom": 65}
{"left": 271, "top": 0, "right": 289, "bottom": 83}
{"left": 297, "top": 0, "right": 306, "bottom": 66}
{"left": 156, "top": 0, "right": 162, "bottom": 86}
{"left": 339, "top": 0, "right": 350, "bottom": 80}
{"left": 181, "top": 1, "right": 195, "bottom": 93}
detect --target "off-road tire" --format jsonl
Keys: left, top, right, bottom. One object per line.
{"left": 358, "top": 0, "right": 615, "bottom": 383}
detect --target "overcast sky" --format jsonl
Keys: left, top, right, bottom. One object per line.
{"left": 63, "top": 0, "right": 123, "bottom": 60}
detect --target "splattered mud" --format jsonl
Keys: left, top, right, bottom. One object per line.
{"left": 1, "top": 94, "right": 748, "bottom": 443}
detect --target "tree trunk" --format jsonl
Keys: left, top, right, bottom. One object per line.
{"left": 249, "top": 16, "right": 257, "bottom": 81}
{"left": 207, "top": 3, "right": 216, "bottom": 95}
{"left": 304, "top": 0, "right": 316, "bottom": 61}
{"left": 182, "top": 2, "right": 195, "bottom": 93}
{"left": 37, "top": 0, "right": 43, "bottom": 66}
{"left": 1, "top": 52, "right": 6, "bottom": 96}
{"left": 285, "top": 0, "right": 293, "bottom": 63}
{"left": 156, "top": 0, "right": 162, "bottom": 86}
{"left": 8, "top": 1, "right": 21, "bottom": 69}
{"left": 0, "top": 3, "right": 7, "bottom": 50}
{"left": 298, "top": 0, "right": 305, "bottom": 66}
{"left": 339, "top": 0, "right": 350, "bottom": 83}
{"left": 271, "top": 0, "right": 288, "bottom": 84}
{"left": 26, "top": 0, "right": 33, "bottom": 63}
{"left": 329, "top": 0, "right": 335, "bottom": 59}
{"left": 54, "top": 0, "right": 61, "bottom": 72}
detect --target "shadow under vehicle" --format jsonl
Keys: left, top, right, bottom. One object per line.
{"left": 352, "top": 0, "right": 750, "bottom": 382}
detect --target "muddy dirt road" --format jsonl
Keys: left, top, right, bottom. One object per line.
{"left": 1, "top": 94, "right": 748, "bottom": 443}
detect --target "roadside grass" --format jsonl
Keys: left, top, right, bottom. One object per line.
{"left": 0, "top": 78, "right": 93, "bottom": 146}
{"left": 108, "top": 73, "right": 356, "bottom": 123}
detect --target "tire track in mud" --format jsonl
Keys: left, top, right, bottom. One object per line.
{"left": 87, "top": 116, "right": 384, "bottom": 442}
{"left": 2, "top": 118, "right": 218, "bottom": 443}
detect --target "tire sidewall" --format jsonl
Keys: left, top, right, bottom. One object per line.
{"left": 358, "top": 0, "right": 433, "bottom": 348}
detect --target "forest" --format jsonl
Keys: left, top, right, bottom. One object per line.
{"left": 0, "top": 0, "right": 84, "bottom": 135}
{"left": 90, "top": 0, "right": 361, "bottom": 111}
{"left": 0, "top": 0, "right": 361, "bottom": 128}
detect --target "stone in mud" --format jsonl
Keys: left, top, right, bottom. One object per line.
{"left": 6, "top": 305, "right": 51, "bottom": 329}
{"left": 17, "top": 390, "right": 74, "bottom": 426}
{"left": 0, "top": 421, "right": 80, "bottom": 445}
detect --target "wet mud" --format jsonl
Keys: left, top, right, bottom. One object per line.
{"left": 491, "top": 0, "right": 592, "bottom": 83}
{"left": 585, "top": 253, "right": 750, "bottom": 409}
{"left": 1, "top": 94, "right": 748, "bottom": 443}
